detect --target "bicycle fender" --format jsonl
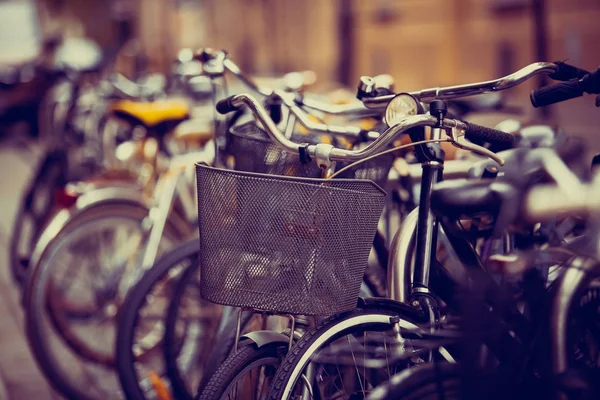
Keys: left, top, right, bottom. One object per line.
{"left": 240, "top": 330, "right": 290, "bottom": 348}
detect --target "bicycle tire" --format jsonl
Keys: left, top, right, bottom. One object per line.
{"left": 189, "top": 308, "right": 254, "bottom": 393}
{"left": 116, "top": 238, "right": 210, "bottom": 400}
{"left": 197, "top": 342, "right": 287, "bottom": 400}
{"left": 268, "top": 300, "right": 424, "bottom": 400}
{"left": 25, "top": 201, "right": 181, "bottom": 399}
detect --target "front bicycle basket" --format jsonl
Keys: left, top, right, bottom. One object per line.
{"left": 196, "top": 163, "right": 386, "bottom": 315}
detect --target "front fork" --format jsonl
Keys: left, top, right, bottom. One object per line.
{"left": 411, "top": 161, "right": 443, "bottom": 345}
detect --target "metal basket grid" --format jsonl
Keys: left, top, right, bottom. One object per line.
{"left": 196, "top": 163, "right": 386, "bottom": 315}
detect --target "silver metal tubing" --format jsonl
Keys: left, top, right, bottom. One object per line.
{"left": 324, "top": 114, "right": 438, "bottom": 162}
{"left": 287, "top": 315, "right": 296, "bottom": 351}
{"left": 550, "top": 257, "right": 599, "bottom": 379}
{"left": 230, "top": 92, "right": 503, "bottom": 164}
{"left": 284, "top": 112, "right": 296, "bottom": 139}
{"left": 388, "top": 207, "right": 419, "bottom": 303}
{"left": 234, "top": 308, "right": 244, "bottom": 353}
{"left": 273, "top": 89, "right": 373, "bottom": 139}
{"left": 230, "top": 93, "right": 438, "bottom": 162}
{"left": 223, "top": 58, "right": 270, "bottom": 96}
{"left": 362, "top": 62, "right": 558, "bottom": 110}
{"left": 288, "top": 103, "right": 364, "bottom": 138}
{"left": 141, "top": 172, "right": 181, "bottom": 269}
{"left": 524, "top": 182, "right": 600, "bottom": 222}
{"left": 230, "top": 94, "right": 302, "bottom": 154}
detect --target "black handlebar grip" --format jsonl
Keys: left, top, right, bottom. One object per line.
{"left": 550, "top": 61, "right": 590, "bottom": 81}
{"left": 464, "top": 122, "right": 515, "bottom": 151}
{"left": 582, "top": 67, "right": 600, "bottom": 94}
{"left": 216, "top": 96, "right": 238, "bottom": 114}
{"left": 530, "top": 79, "right": 584, "bottom": 108}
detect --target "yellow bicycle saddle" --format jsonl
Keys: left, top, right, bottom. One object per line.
{"left": 111, "top": 99, "right": 190, "bottom": 128}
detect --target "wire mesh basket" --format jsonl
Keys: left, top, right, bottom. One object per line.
{"left": 196, "top": 163, "right": 387, "bottom": 315}
{"left": 225, "top": 121, "right": 394, "bottom": 186}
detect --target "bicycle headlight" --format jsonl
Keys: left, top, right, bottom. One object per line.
{"left": 384, "top": 93, "right": 419, "bottom": 127}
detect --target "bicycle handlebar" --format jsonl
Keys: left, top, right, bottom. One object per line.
{"left": 217, "top": 87, "right": 380, "bottom": 141}
{"left": 361, "top": 62, "right": 559, "bottom": 110}
{"left": 217, "top": 93, "right": 513, "bottom": 165}
{"left": 197, "top": 48, "right": 372, "bottom": 115}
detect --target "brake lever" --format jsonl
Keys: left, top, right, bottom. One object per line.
{"left": 448, "top": 128, "right": 505, "bottom": 166}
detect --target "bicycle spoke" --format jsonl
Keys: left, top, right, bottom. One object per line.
{"left": 383, "top": 333, "right": 391, "bottom": 379}
{"left": 347, "top": 335, "right": 366, "bottom": 398}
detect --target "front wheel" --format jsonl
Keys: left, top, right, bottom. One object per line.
{"left": 268, "top": 301, "right": 426, "bottom": 400}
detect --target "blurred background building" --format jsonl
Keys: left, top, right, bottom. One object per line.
{"left": 2, "top": 0, "right": 599, "bottom": 144}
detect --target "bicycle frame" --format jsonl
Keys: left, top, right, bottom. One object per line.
{"left": 136, "top": 149, "right": 211, "bottom": 275}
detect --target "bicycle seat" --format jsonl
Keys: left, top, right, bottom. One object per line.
{"left": 430, "top": 179, "right": 503, "bottom": 218}
{"left": 111, "top": 99, "right": 190, "bottom": 130}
